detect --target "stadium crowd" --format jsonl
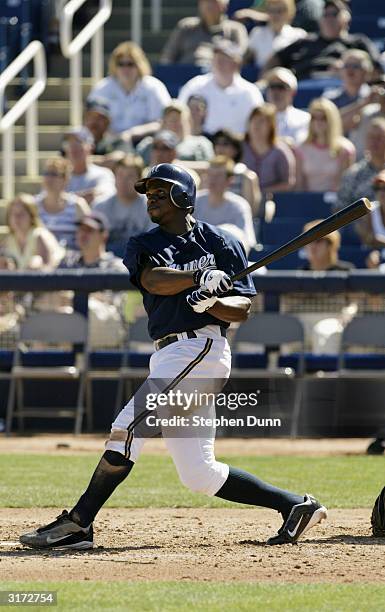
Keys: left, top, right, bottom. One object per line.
{"left": 1, "top": 0, "right": 385, "bottom": 332}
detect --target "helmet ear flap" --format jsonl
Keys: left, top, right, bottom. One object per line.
{"left": 170, "top": 183, "right": 190, "bottom": 209}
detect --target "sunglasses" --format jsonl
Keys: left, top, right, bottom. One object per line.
{"left": 374, "top": 185, "right": 385, "bottom": 192}
{"left": 214, "top": 139, "right": 233, "bottom": 146}
{"left": 43, "top": 171, "right": 65, "bottom": 178}
{"left": 323, "top": 9, "right": 339, "bottom": 17}
{"left": 153, "top": 144, "right": 172, "bottom": 151}
{"left": 117, "top": 60, "right": 136, "bottom": 68}
{"left": 266, "top": 6, "right": 287, "bottom": 14}
{"left": 343, "top": 63, "right": 364, "bottom": 70}
{"left": 311, "top": 114, "right": 327, "bottom": 121}
{"left": 268, "top": 82, "right": 290, "bottom": 91}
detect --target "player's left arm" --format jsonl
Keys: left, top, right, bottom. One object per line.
{"left": 207, "top": 296, "right": 251, "bottom": 323}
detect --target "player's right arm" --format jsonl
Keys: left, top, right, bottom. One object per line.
{"left": 140, "top": 265, "right": 196, "bottom": 295}
{"left": 140, "top": 266, "right": 232, "bottom": 296}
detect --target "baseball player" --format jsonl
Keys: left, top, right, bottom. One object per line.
{"left": 20, "top": 164, "right": 327, "bottom": 549}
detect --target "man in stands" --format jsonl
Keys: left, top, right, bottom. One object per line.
{"left": 264, "top": 67, "right": 310, "bottom": 145}
{"left": 324, "top": 49, "right": 373, "bottom": 111}
{"left": 84, "top": 98, "right": 131, "bottom": 156}
{"left": 59, "top": 211, "right": 124, "bottom": 272}
{"left": 94, "top": 155, "right": 153, "bottom": 257}
{"left": 337, "top": 117, "right": 385, "bottom": 209}
{"left": 194, "top": 156, "right": 256, "bottom": 253}
{"left": 178, "top": 39, "right": 263, "bottom": 136}
{"left": 265, "top": 0, "right": 379, "bottom": 79}
{"left": 344, "top": 76, "right": 385, "bottom": 160}
{"left": 160, "top": 0, "right": 248, "bottom": 67}
{"left": 63, "top": 127, "right": 116, "bottom": 205}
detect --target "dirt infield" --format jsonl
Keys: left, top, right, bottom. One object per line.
{"left": 1, "top": 507, "right": 383, "bottom": 583}
{"left": 0, "top": 435, "right": 372, "bottom": 456}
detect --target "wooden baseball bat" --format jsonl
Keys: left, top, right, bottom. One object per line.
{"left": 231, "top": 197, "right": 373, "bottom": 282}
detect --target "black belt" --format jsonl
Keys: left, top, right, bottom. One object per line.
{"left": 155, "top": 328, "right": 226, "bottom": 351}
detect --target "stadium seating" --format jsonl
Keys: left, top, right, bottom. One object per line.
{"left": 272, "top": 192, "right": 334, "bottom": 219}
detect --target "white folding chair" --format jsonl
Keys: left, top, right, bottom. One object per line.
{"left": 231, "top": 312, "right": 305, "bottom": 437}
{"left": 6, "top": 311, "right": 89, "bottom": 435}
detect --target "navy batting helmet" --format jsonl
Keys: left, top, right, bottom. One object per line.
{"left": 134, "top": 163, "right": 196, "bottom": 209}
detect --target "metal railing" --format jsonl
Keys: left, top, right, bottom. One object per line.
{"left": 0, "top": 40, "right": 46, "bottom": 200}
{"left": 131, "top": 0, "right": 162, "bottom": 46}
{"left": 60, "top": 0, "right": 112, "bottom": 126}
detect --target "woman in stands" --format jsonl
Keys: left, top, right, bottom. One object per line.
{"left": 295, "top": 98, "right": 356, "bottom": 192}
{"left": 243, "top": 103, "right": 296, "bottom": 192}
{"left": 212, "top": 128, "right": 261, "bottom": 215}
{"left": 34, "top": 158, "right": 90, "bottom": 250}
{"left": 136, "top": 100, "right": 213, "bottom": 165}
{"left": 2, "top": 193, "right": 63, "bottom": 270}
{"left": 88, "top": 41, "right": 171, "bottom": 142}
{"left": 247, "top": 0, "right": 306, "bottom": 69}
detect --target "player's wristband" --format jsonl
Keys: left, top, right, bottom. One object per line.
{"left": 193, "top": 269, "right": 203, "bottom": 286}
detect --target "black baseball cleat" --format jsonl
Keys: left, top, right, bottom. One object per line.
{"left": 19, "top": 510, "right": 94, "bottom": 550}
{"left": 266, "top": 494, "right": 327, "bottom": 545}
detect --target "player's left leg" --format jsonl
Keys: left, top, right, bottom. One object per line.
{"left": 164, "top": 404, "right": 327, "bottom": 545}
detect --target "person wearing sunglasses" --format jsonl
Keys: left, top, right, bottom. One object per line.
{"left": 295, "top": 97, "right": 355, "bottom": 192}
{"left": 247, "top": 0, "right": 306, "bottom": 69}
{"left": 325, "top": 49, "right": 373, "bottom": 112}
{"left": 34, "top": 157, "right": 90, "bottom": 250}
{"left": 88, "top": 41, "right": 170, "bottom": 141}
{"left": 264, "top": 0, "right": 379, "bottom": 80}
{"left": 264, "top": 67, "right": 310, "bottom": 145}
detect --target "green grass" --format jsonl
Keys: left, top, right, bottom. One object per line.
{"left": 0, "top": 454, "right": 383, "bottom": 509}
{"left": 1, "top": 582, "right": 385, "bottom": 611}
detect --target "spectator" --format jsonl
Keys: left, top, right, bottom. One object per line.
{"left": 178, "top": 38, "right": 263, "bottom": 135}
{"left": 356, "top": 171, "right": 385, "bottom": 249}
{"left": 233, "top": 0, "right": 324, "bottom": 32}
{"left": 2, "top": 193, "right": 64, "bottom": 269}
{"left": 83, "top": 98, "right": 131, "bottom": 156}
{"left": 160, "top": 0, "right": 248, "bottom": 67}
{"left": 136, "top": 101, "right": 213, "bottom": 165}
{"left": 148, "top": 131, "right": 202, "bottom": 188}
{"left": 345, "top": 76, "right": 385, "bottom": 160}
{"left": 212, "top": 129, "right": 261, "bottom": 215}
{"left": 295, "top": 98, "right": 355, "bottom": 192}
{"left": 264, "top": 67, "right": 310, "bottom": 145}
{"left": 301, "top": 220, "right": 354, "bottom": 270}
{"left": 94, "top": 155, "right": 153, "bottom": 257}
{"left": 59, "top": 211, "right": 126, "bottom": 348}
{"left": 63, "top": 127, "right": 116, "bottom": 205}
{"left": 337, "top": 117, "right": 385, "bottom": 209}
{"left": 59, "top": 212, "right": 125, "bottom": 271}
{"left": 247, "top": 0, "right": 306, "bottom": 69}
{"left": 88, "top": 41, "right": 171, "bottom": 138}
{"left": 265, "top": 0, "right": 379, "bottom": 80}
{"left": 187, "top": 95, "right": 209, "bottom": 137}
{"left": 194, "top": 156, "right": 256, "bottom": 252}
{"left": 324, "top": 49, "right": 373, "bottom": 111}
{"left": 242, "top": 104, "right": 296, "bottom": 192}
{"left": 35, "top": 157, "right": 90, "bottom": 250}
{"left": 149, "top": 130, "right": 180, "bottom": 167}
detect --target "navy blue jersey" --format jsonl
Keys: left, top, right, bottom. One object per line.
{"left": 123, "top": 220, "right": 256, "bottom": 340}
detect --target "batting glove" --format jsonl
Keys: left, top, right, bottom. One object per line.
{"left": 186, "top": 288, "right": 218, "bottom": 313}
{"left": 193, "top": 269, "right": 233, "bottom": 295}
